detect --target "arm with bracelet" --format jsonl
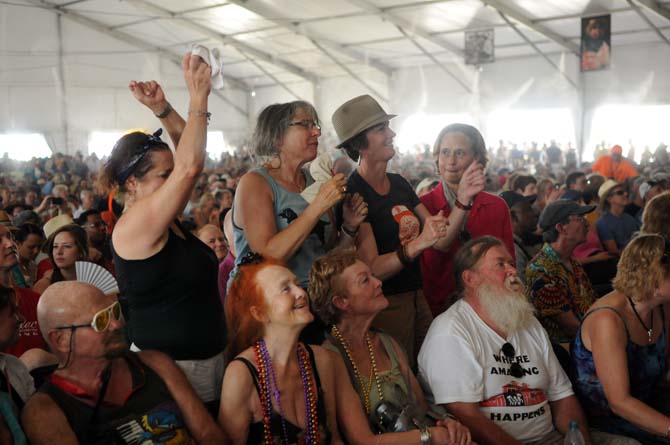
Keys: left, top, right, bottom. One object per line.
{"left": 128, "top": 80, "right": 186, "bottom": 148}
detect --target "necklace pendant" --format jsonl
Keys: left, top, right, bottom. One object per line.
{"left": 648, "top": 330, "right": 653, "bottom": 343}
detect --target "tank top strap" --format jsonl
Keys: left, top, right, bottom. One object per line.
{"left": 302, "top": 343, "right": 323, "bottom": 392}
{"left": 253, "top": 167, "right": 280, "bottom": 201}
{"left": 377, "top": 332, "right": 402, "bottom": 371}
{"left": 232, "top": 357, "right": 262, "bottom": 396}
{"left": 583, "top": 306, "right": 630, "bottom": 338}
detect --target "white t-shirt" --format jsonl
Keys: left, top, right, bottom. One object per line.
{"left": 418, "top": 299, "right": 573, "bottom": 443}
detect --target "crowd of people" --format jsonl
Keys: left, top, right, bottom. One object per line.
{"left": 0, "top": 52, "right": 670, "bottom": 445}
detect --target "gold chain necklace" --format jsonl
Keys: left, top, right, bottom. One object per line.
{"left": 331, "top": 326, "right": 384, "bottom": 413}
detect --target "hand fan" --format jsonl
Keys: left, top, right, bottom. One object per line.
{"left": 75, "top": 261, "right": 119, "bottom": 296}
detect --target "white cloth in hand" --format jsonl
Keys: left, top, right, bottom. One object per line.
{"left": 191, "top": 44, "right": 225, "bottom": 90}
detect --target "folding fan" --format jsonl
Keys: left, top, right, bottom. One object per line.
{"left": 75, "top": 261, "right": 119, "bottom": 295}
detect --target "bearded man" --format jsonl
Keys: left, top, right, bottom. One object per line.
{"left": 418, "top": 236, "right": 637, "bottom": 445}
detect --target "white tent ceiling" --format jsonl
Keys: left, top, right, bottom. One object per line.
{"left": 1, "top": 0, "right": 669, "bottom": 156}
{"left": 5, "top": 0, "right": 670, "bottom": 93}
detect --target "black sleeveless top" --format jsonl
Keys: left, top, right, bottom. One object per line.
{"left": 112, "top": 220, "right": 225, "bottom": 360}
{"left": 235, "top": 344, "right": 332, "bottom": 445}
{"left": 38, "top": 352, "right": 193, "bottom": 445}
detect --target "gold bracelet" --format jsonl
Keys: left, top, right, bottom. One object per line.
{"left": 188, "top": 109, "right": 211, "bottom": 124}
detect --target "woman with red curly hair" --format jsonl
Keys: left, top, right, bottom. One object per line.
{"left": 219, "top": 253, "right": 457, "bottom": 445}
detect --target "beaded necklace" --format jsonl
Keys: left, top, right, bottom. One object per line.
{"left": 254, "top": 339, "right": 320, "bottom": 445}
{"left": 330, "top": 325, "right": 384, "bottom": 413}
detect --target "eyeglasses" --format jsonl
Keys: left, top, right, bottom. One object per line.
{"left": 54, "top": 301, "right": 122, "bottom": 333}
{"left": 288, "top": 120, "right": 321, "bottom": 131}
{"left": 84, "top": 221, "right": 107, "bottom": 229}
{"left": 501, "top": 342, "right": 524, "bottom": 378}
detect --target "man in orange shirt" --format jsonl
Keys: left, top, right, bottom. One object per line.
{"left": 591, "top": 145, "right": 638, "bottom": 183}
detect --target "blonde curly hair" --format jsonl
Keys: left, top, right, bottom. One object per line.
{"left": 641, "top": 191, "right": 670, "bottom": 240}
{"left": 613, "top": 234, "right": 670, "bottom": 303}
{"left": 308, "top": 248, "right": 357, "bottom": 326}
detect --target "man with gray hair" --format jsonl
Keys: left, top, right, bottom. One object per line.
{"left": 21, "top": 281, "right": 227, "bottom": 445}
{"left": 418, "top": 236, "right": 636, "bottom": 445}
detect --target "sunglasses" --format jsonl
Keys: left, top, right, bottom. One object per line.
{"left": 610, "top": 190, "right": 626, "bottom": 197}
{"left": 501, "top": 342, "right": 524, "bottom": 378}
{"left": 55, "top": 301, "right": 122, "bottom": 333}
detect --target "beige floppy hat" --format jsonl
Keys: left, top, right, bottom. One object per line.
{"left": 43, "top": 214, "right": 74, "bottom": 239}
{"left": 331, "top": 95, "right": 396, "bottom": 147}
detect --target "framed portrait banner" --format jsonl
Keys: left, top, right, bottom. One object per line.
{"left": 581, "top": 15, "right": 611, "bottom": 71}
{"left": 465, "top": 29, "right": 495, "bottom": 65}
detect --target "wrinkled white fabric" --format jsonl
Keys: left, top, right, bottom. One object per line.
{"left": 191, "top": 44, "right": 224, "bottom": 90}
{"left": 301, "top": 152, "right": 333, "bottom": 203}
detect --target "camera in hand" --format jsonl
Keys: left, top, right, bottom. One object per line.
{"left": 51, "top": 197, "right": 63, "bottom": 205}
{"left": 373, "top": 401, "right": 431, "bottom": 433}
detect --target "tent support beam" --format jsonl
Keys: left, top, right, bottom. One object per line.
{"left": 628, "top": 0, "right": 670, "bottom": 46}
{"left": 25, "top": 0, "right": 250, "bottom": 117}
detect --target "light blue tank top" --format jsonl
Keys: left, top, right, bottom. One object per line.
{"left": 232, "top": 167, "right": 331, "bottom": 288}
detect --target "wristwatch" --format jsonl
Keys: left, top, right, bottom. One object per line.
{"left": 419, "top": 426, "right": 432, "bottom": 445}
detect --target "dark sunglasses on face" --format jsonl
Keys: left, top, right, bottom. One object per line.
{"left": 502, "top": 342, "right": 525, "bottom": 378}
{"left": 610, "top": 190, "right": 626, "bottom": 197}
{"left": 54, "top": 301, "right": 122, "bottom": 333}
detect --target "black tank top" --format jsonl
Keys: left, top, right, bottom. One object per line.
{"left": 112, "top": 220, "right": 225, "bottom": 360}
{"left": 234, "top": 344, "right": 332, "bottom": 445}
{"left": 39, "top": 353, "right": 193, "bottom": 445}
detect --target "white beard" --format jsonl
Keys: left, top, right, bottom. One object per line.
{"left": 477, "top": 276, "right": 536, "bottom": 335}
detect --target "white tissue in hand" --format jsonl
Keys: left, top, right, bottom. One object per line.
{"left": 191, "top": 44, "right": 225, "bottom": 90}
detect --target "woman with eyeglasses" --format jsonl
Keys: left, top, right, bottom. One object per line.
{"left": 219, "top": 254, "right": 457, "bottom": 445}
{"left": 419, "top": 124, "right": 515, "bottom": 319}
{"left": 230, "top": 101, "right": 367, "bottom": 338}
{"left": 572, "top": 234, "right": 670, "bottom": 444}
{"left": 101, "top": 53, "right": 226, "bottom": 412}
{"left": 33, "top": 224, "right": 89, "bottom": 294}
{"left": 308, "top": 248, "right": 471, "bottom": 444}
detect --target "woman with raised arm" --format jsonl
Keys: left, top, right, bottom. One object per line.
{"left": 331, "top": 95, "right": 472, "bottom": 366}
{"left": 219, "top": 254, "right": 458, "bottom": 445}
{"left": 102, "top": 54, "right": 225, "bottom": 413}
{"left": 231, "top": 102, "right": 367, "bottom": 290}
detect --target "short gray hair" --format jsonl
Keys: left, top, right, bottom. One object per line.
{"left": 252, "top": 101, "right": 318, "bottom": 157}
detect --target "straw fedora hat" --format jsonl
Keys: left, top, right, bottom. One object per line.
{"left": 598, "top": 179, "right": 620, "bottom": 200}
{"left": 331, "top": 95, "right": 396, "bottom": 147}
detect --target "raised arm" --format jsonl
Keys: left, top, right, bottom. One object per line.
{"left": 431, "top": 162, "right": 486, "bottom": 252}
{"left": 128, "top": 80, "right": 186, "bottom": 148}
{"left": 356, "top": 210, "right": 448, "bottom": 282}
{"left": 113, "top": 53, "right": 211, "bottom": 258}
{"left": 234, "top": 172, "right": 346, "bottom": 261}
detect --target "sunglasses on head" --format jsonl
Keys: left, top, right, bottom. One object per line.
{"left": 55, "top": 301, "right": 122, "bottom": 333}
{"left": 239, "top": 251, "right": 264, "bottom": 266}
{"left": 501, "top": 342, "right": 524, "bottom": 378}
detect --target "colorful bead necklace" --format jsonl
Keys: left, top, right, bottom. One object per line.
{"left": 330, "top": 325, "right": 384, "bottom": 413}
{"left": 254, "top": 339, "right": 320, "bottom": 445}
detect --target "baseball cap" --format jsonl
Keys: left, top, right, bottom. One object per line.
{"left": 539, "top": 199, "right": 596, "bottom": 231}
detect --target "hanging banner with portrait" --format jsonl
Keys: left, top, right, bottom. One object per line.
{"left": 464, "top": 29, "right": 495, "bottom": 65}
{"left": 581, "top": 15, "right": 611, "bottom": 71}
